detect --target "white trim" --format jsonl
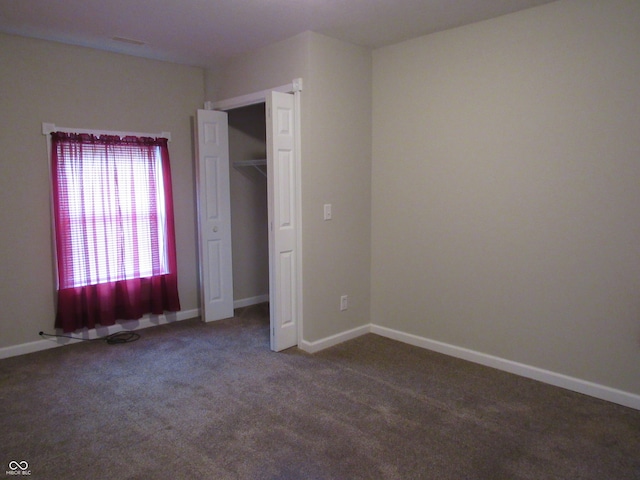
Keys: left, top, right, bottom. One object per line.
{"left": 298, "top": 324, "right": 370, "bottom": 354}
{"left": 0, "top": 309, "right": 199, "bottom": 360}
{"left": 234, "top": 294, "right": 269, "bottom": 309}
{"left": 370, "top": 324, "right": 640, "bottom": 411}
{"left": 294, "top": 88, "right": 304, "bottom": 348}
{"left": 42, "top": 123, "right": 171, "bottom": 141}
{"left": 212, "top": 82, "right": 295, "bottom": 111}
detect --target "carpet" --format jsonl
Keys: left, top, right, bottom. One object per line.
{"left": 1, "top": 304, "right": 639, "bottom": 479}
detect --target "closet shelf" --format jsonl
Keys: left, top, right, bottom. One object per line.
{"left": 233, "top": 159, "right": 266, "bottom": 177}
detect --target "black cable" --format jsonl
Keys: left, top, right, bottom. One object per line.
{"left": 105, "top": 331, "right": 140, "bottom": 344}
{"left": 39, "top": 330, "right": 140, "bottom": 345}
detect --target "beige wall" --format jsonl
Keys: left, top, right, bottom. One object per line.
{"left": 228, "top": 104, "right": 269, "bottom": 302}
{"left": 211, "top": 32, "right": 311, "bottom": 101}
{"left": 371, "top": 0, "right": 640, "bottom": 394}
{"left": 302, "top": 33, "right": 372, "bottom": 341}
{"left": 212, "top": 31, "right": 372, "bottom": 342}
{"left": 0, "top": 33, "right": 205, "bottom": 348}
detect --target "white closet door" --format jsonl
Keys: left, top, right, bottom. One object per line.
{"left": 196, "top": 109, "right": 234, "bottom": 322}
{"left": 267, "top": 91, "right": 299, "bottom": 351}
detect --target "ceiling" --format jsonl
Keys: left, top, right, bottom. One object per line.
{"left": 0, "top": 0, "right": 556, "bottom": 69}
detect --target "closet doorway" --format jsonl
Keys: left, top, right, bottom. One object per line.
{"left": 227, "top": 103, "right": 269, "bottom": 315}
{"left": 196, "top": 86, "right": 301, "bottom": 351}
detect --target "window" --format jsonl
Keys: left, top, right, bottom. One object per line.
{"left": 50, "top": 131, "right": 180, "bottom": 332}
{"left": 53, "top": 134, "right": 168, "bottom": 288}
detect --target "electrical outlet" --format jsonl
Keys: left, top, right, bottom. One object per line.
{"left": 340, "top": 295, "right": 348, "bottom": 311}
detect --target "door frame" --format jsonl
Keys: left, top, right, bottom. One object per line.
{"left": 212, "top": 79, "right": 303, "bottom": 349}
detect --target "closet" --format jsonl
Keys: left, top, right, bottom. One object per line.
{"left": 227, "top": 103, "right": 269, "bottom": 309}
{"left": 198, "top": 88, "right": 299, "bottom": 350}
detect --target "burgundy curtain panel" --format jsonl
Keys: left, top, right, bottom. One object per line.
{"left": 51, "top": 132, "right": 180, "bottom": 333}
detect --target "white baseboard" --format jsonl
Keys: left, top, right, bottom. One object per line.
{"left": 0, "top": 309, "right": 200, "bottom": 360}
{"left": 5, "top": 312, "right": 637, "bottom": 411}
{"left": 299, "top": 324, "right": 370, "bottom": 354}
{"left": 370, "top": 324, "right": 640, "bottom": 411}
{"left": 234, "top": 294, "right": 269, "bottom": 309}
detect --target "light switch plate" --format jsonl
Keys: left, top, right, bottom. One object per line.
{"left": 324, "top": 204, "right": 332, "bottom": 220}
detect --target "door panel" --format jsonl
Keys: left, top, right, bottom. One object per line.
{"left": 267, "top": 92, "right": 298, "bottom": 351}
{"left": 196, "top": 109, "right": 234, "bottom": 322}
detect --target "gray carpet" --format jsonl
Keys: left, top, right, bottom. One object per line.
{"left": 1, "top": 304, "right": 639, "bottom": 479}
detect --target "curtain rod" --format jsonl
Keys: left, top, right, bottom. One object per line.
{"left": 42, "top": 123, "right": 171, "bottom": 142}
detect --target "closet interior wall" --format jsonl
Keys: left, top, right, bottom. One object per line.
{"left": 227, "top": 103, "right": 269, "bottom": 307}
